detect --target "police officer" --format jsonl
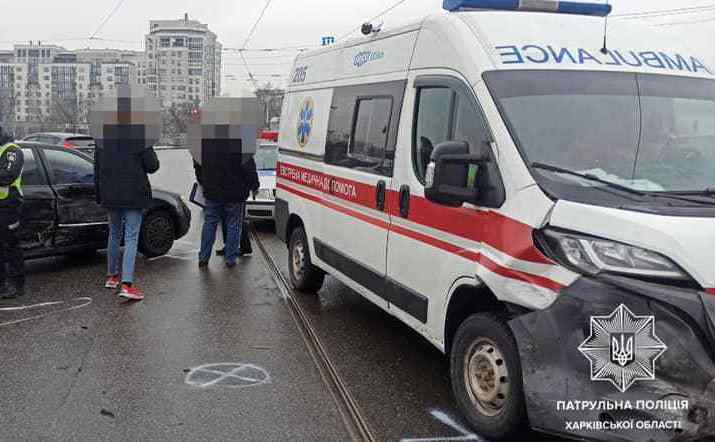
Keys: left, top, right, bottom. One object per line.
{"left": 0, "top": 142, "right": 24, "bottom": 299}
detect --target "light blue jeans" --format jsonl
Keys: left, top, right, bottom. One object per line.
{"left": 107, "top": 209, "right": 144, "bottom": 284}
{"left": 199, "top": 201, "right": 245, "bottom": 265}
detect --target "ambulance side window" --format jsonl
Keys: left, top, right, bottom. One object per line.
{"left": 412, "top": 77, "right": 505, "bottom": 207}
{"left": 413, "top": 87, "right": 454, "bottom": 182}
{"left": 413, "top": 85, "right": 493, "bottom": 183}
{"left": 349, "top": 97, "right": 393, "bottom": 171}
{"left": 325, "top": 80, "right": 406, "bottom": 177}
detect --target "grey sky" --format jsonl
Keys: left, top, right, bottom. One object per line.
{"left": 0, "top": 0, "right": 713, "bottom": 95}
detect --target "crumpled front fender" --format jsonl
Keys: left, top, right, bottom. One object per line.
{"left": 509, "top": 276, "right": 715, "bottom": 441}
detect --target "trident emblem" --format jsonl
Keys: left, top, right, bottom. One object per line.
{"left": 611, "top": 333, "right": 635, "bottom": 367}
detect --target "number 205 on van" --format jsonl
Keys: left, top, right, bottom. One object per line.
{"left": 275, "top": 1, "right": 715, "bottom": 440}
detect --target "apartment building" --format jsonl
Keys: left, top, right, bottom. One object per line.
{"left": 142, "top": 14, "right": 222, "bottom": 108}
{"left": 0, "top": 43, "right": 139, "bottom": 133}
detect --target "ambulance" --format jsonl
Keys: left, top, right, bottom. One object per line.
{"left": 275, "top": 1, "right": 715, "bottom": 439}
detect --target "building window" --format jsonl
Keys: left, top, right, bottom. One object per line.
{"left": 160, "top": 37, "right": 171, "bottom": 47}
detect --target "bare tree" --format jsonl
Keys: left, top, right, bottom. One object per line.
{"left": 161, "top": 102, "right": 195, "bottom": 145}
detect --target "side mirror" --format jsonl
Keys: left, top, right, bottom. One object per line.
{"left": 425, "top": 141, "right": 488, "bottom": 206}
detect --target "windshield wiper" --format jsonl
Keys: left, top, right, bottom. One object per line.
{"left": 531, "top": 162, "right": 647, "bottom": 197}
{"left": 663, "top": 188, "right": 715, "bottom": 196}
{"left": 532, "top": 162, "right": 715, "bottom": 206}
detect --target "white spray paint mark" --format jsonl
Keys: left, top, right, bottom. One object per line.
{"left": 185, "top": 363, "right": 271, "bottom": 389}
{"left": 0, "top": 297, "right": 93, "bottom": 328}
{"left": 401, "top": 409, "right": 484, "bottom": 442}
{"left": 0, "top": 301, "right": 66, "bottom": 311}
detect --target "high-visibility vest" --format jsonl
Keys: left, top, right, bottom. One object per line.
{"left": 0, "top": 143, "right": 22, "bottom": 200}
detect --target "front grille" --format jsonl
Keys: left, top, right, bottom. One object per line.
{"left": 248, "top": 209, "right": 273, "bottom": 218}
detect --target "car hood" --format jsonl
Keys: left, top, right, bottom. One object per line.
{"left": 549, "top": 200, "right": 715, "bottom": 290}
{"left": 151, "top": 187, "right": 182, "bottom": 203}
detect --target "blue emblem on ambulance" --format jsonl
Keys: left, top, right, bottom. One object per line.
{"left": 297, "top": 97, "right": 314, "bottom": 148}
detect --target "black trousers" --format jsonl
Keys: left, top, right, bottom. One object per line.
{"left": 0, "top": 223, "right": 24, "bottom": 287}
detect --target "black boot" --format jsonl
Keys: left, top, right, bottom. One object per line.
{"left": 2, "top": 283, "right": 23, "bottom": 299}
{"left": 2, "top": 278, "right": 25, "bottom": 299}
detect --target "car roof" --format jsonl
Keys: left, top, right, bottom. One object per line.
{"left": 16, "top": 141, "right": 93, "bottom": 157}
{"left": 25, "top": 132, "right": 94, "bottom": 139}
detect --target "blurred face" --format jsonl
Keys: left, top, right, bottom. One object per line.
{"left": 187, "top": 97, "right": 260, "bottom": 165}
{"left": 89, "top": 84, "right": 161, "bottom": 153}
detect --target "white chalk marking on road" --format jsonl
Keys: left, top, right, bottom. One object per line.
{"left": 401, "top": 409, "right": 484, "bottom": 442}
{"left": 0, "top": 297, "right": 93, "bottom": 328}
{"left": 185, "top": 363, "right": 271, "bottom": 389}
{"left": 0, "top": 301, "right": 65, "bottom": 311}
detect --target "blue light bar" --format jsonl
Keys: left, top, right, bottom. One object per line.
{"left": 443, "top": 0, "right": 612, "bottom": 17}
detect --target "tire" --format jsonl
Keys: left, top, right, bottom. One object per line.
{"left": 450, "top": 313, "right": 527, "bottom": 441}
{"left": 139, "top": 210, "right": 175, "bottom": 258}
{"left": 288, "top": 226, "right": 324, "bottom": 293}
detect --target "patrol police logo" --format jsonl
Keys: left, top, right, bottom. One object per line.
{"left": 297, "top": 97, "right": 314, "bottom": 148}
{"left": 578, "top": 304, "right": 667, "bottom": 393}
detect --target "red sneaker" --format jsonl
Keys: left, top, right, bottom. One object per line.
{"left": 119, "top": 284, "right": 144, "bottom": 301}
{"left": 105, "top": 276, "right": 121, "bottom": 289}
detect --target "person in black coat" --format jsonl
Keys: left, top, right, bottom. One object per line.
{"left": 194, "top": 141, "right": 259, "bottom": 269}
{"left": 95, "top": 141, "right": 160, "bottom": 300}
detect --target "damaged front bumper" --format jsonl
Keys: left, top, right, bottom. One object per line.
{"left": 510, "top": 276, "right": 715, "bottom": 441}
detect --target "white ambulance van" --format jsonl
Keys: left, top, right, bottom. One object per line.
{"left": 276, "top": 1, "right": 715, "bottom": 439}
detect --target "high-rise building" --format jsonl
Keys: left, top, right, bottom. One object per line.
{"left": 143, "top": 14, "right": 222, "bottom": 108}
{"left": 0, "top": 43, "right": 140, "bottom": 134}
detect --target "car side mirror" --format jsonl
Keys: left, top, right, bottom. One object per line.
{"left": 424, "top": 140, "right": 488, "bottom": 206}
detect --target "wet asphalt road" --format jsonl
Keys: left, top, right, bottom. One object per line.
{"left": 0, "top": 150, "right": 556, "bottom": 441}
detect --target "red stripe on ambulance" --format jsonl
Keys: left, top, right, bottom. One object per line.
{"left": 278, "top": 162, "right": 553, "bottom": 266}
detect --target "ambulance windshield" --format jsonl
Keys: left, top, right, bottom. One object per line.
{"left": 485, "top": 70, "right": 715, "bottom": 195}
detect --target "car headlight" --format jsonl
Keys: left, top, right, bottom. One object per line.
{"left": 538, "top": 228, "right": 688, "bottom": 280}
{"left": 254, "top": 189, "right": 275, "bottom": 201}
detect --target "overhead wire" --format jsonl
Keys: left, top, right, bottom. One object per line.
{"left": 612, "top": 4, "right": 715, "bottom": 19}
{"left": 89, "top": 0, "right": 128, "bottom": 40}
{"left": 236, "top": 0, "right": 276, "bottom": 90}
{"left": 655, "top": 15, "right": 715, "bottom": 26}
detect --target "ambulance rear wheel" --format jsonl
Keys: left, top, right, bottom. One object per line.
{"left": 288, "top": 226, "right": 324, "bottom": 293}
{"left": 450, "top": 313, "right": 527, "bottom": 440}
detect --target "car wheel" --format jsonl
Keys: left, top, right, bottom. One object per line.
{"left": 450, "top": 313, "right": 527, "bottom": 441}
{"left": 139, "top": 210, "right": 175, "bottom": 258}
{"left": 288, "top": 226, "right": 324, "bottom": 293}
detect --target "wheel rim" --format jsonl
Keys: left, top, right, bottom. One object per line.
{"left": 464, "top": 337, "right": 510, "bottom": 417}
{"left": 292, "top": 241, "right": 306, "bottom": 280}
{"left": 144, "top": 214, "right": 173, "bottom": 252}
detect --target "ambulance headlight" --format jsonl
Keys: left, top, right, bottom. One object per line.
{"left": 538, "top": 228, "right": 688, "bottom": 281}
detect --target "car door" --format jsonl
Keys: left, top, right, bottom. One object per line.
{"left": 39, "top": 147, "right": 107, "bottom": 249}
{"left": 317, "top": 82, "right": 405, "bottom": 309}
{"left": 386, "top": 74, "right": 501, "bottom": 335}
{"left": 18, "top": 147, "right": 56, "bottom": 255}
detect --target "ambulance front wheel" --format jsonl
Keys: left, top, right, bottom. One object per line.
{"left": 450, "top": 313, "right": 527, "bottom": 440}
{"left": 288, "top": 226, "right": 325, "bottom": 293}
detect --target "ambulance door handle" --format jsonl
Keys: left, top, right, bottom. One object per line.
{"left": 375, "top": 180, "right": 386, "bottom": 211}
{"left": 399, "top": 185, "right": 410, "bottom": 218}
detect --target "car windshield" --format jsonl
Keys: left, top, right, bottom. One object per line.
{"left": 254, "top": 144, "right": 278, "bottom": 170}
{"left": 485, "top": 70, "right": 715, "bottom": 195}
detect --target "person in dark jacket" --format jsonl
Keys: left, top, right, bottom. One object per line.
{"left": 194, "top": 147, "right": 259, "bottom": 268}
{"left": 95, "top": 142, "right": 160, "bottom": 301}
{"left": 0, "top": 143, "right": 24, "bottom": 299}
